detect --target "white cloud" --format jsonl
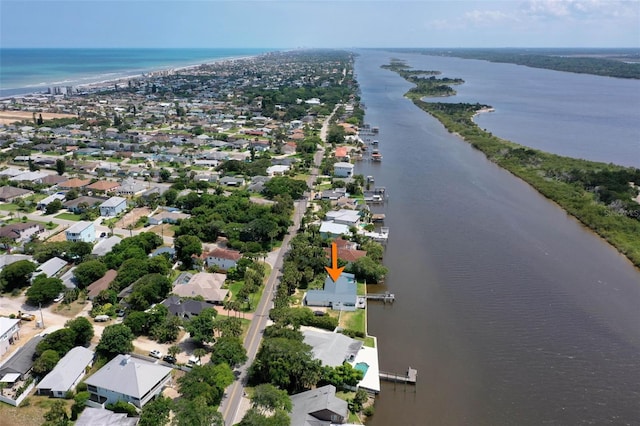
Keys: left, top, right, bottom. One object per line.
{"left": 522, "top": 0, "right": 640, "bottom": 19}
{"left": 464, "top": 9, "right": 517, "bottom": 25}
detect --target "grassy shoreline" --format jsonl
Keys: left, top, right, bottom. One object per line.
{"left": 382, "top": 62, "right": 640, "bottom": 269}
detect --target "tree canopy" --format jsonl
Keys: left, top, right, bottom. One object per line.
{"left": 73, "top": 259, "right": 107, "bottom": 289}
{"left": 26, "top": 276, "right": 65, "bottom": 305}
{"left": 177, "top": 363, "right": 234, "bottom": 406}
{"left": 96, "top": 324, "right": 134, "bottom": 359}
{"left": 0, "top": 260, "right": 37, "bottom": 292}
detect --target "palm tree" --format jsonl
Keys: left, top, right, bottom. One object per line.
{"left": 193, "top": 348, "right": 206, "bottom": 364}
{"left": 126, "top": 223, "right": 134, "bottom": 237}
{"left": 168, "top": 345, "right": 181, "bottom": 359}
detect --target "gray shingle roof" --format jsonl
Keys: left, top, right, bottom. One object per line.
{"left": 290, "top": 385, "right": 348, "bottom": 426}
{"left": 0, "top": 335, "right": 43, "bottom": 377}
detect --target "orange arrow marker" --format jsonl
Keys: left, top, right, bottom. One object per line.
{"left": 325, "top": 241, "right": 344, "bottom": 282}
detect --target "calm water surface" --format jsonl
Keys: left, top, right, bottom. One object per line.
{"left": 354, "top": 50, "right": 640, "bottom": 426}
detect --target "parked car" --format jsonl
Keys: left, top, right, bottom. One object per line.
{"left": 188, "top": 355, "right": 201, "bottom": 366}
{"left": 19, "top": 313, "right": 36, "bottom": 321}
{"left": 163, "top": 355, "right": 176, "bottom": 364}
{"left": 100, "top": 232, "right": 106, "bottom": 238}
{"left": 94, "top": 315, "right": 110, "bottom": 322}
{"left": 149, "top": 350, "right": 163, "bottom": 359}
{"left": 53, "top": 293, "right": 64, "bottom": 303}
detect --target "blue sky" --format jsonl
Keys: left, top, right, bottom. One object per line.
{"left": 1, "top": 0, "right": 638, "bottom": 48}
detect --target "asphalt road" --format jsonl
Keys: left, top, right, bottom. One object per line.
{"left": 220, "top": 146, "right": 326, "bottom": 425}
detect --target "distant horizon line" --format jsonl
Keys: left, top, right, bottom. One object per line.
{"left": 1, "top": 46, "right": 639, "bottom": 50}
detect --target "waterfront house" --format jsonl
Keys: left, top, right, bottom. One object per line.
{"left": 84, "top": 354, "right": 172, "bottom": 409}
{"left": 303, "top": 327, "right": 381, "bottom": 394}
{"left": 290, "top": 385, "right": 348, "bottom": 425}
{"left": 319, "top": 221, "right": 351, "bottom": 239}
{"left": 65, "top": 221, "right": 95, "bottom": 243}
{"left": 36, "top": 347, "right": 94, "bottom": 398}
{"left": 304, "top": 272, "right": 357, "bottom": 311}
{"left": 333, "top": 162, "right": 354, "bottom": 178}
{"left": 99, "top": 196, "right": 127, "bottom": 217}
{"left": 325, "top": 209, "right": 361, "bottom": 226}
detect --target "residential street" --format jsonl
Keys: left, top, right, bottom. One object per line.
{"left": 219, "top": 109, "right": 333, "bottom": 425}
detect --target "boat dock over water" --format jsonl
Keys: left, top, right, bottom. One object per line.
{"left": 366, "top": 291, "right": 395, "bottom": 303}
{"left": 379, "top": 367, "right": 418, "bottom": 385}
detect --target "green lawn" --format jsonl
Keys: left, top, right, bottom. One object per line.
{"left": 340, "top": 309, "right": 366, "bottom": 335}
{"left": 0, "top": 203, "right": 21, "bottom": 212}
{"left": 54, "top": 212, "right": 82, "bottom": 221}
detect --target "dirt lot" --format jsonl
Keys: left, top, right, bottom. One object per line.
{"left": 0, "top": 111, "right": 76, "bottom": 126}
{"left": 0, "top": 395, "right": 73, "bottom": 426}
{"left": 117, "top": 207, "right": 152, "bottom": 228}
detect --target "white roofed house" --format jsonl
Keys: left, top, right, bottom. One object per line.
{"left": 65, "top": 221, "right": 96, "bottom": 243}
{"left": 0, "top": 317, "right": 20, "bottom": 357}
{"left": 84, "top": 354, "right": 172, "bottom": 409}
{"left": 325, "top": 209, "right": 361, "bottom": 227}
{"left": 333, "top": 162, "right": 354, "bottom": 178}
{"left": 36, "top": 347, "right": 94, "bottom": 398}
{"left": 32, "top": 256, "right": 67, "bottom": 281}
{"left": 99, "top": 196, "right": 127, "bottom": 217}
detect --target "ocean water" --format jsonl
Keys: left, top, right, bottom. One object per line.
{"left": 0, "top": 48, "right": 275, "bottom": 97}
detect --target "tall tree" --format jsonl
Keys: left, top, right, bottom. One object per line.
{"left": 55, "top": 159, "right": 66, "bottom": 176}
{"left": 96, "top": 324, "right": 135, "bottom": 359}
{"left": 26, "top": 276, "right": 65, "bottom": 305}
{"left": 174, "top": 234, "right": 202, "bottom": 269}
{"left": 185, "top": 307, "right": 216, "bottom": 344}
{"left": 177, "top": 363, "right": 234, "bottom": 406}
{"left": 65, "top": 317, "right": 94, "bottom": 346}
{"left": 0, "top": 259, "right": 37, "bottom": 292}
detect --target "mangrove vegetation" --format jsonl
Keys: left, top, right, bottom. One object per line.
{"left": 382, "top": 60, "right": 640, "bottom": 268}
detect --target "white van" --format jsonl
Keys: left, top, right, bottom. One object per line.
{"left": 188, "top": 356, "right": 201, "bottom": 366}
{"left": 94, "top": 315, "right": 110, "bottom": 322}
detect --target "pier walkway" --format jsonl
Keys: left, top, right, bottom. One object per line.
{"left": 379, "top": 367, "right": 418, "bottom": 384}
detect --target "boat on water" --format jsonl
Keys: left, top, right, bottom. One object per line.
{"left": 371, "top": 150, "right": 383, "bottom": 162}
{"left": 372, "top": 139, "right": 379, "bottom": 145}
{"left": 367, "top": 175, "right": 375, "bottom": 183}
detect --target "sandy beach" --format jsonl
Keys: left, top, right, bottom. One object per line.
{"left": 0, "top": 111, "right": 77, "bottom": 125}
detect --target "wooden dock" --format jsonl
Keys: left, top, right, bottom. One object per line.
{"left": 379, "top": 367, "right": 417, "bottom": 384}
{"left": 366, "top": 292, "right": 395, "bottom": 303}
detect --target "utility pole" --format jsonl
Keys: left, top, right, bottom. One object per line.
{"left": 38, "top": 303, "right": 45, "bottom": 329}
